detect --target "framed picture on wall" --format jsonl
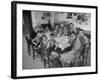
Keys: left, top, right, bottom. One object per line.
{"left": 11, "top": 1, "right": 98, "bottom": 79}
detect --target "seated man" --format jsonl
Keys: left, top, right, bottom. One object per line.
{"left": 39, "top": 35, "right": 48, "bottom": 68}
{"left": 32, "top": 31, "right": 43, "bottom": 47}
{"left": 60, "top": 32, "right": 81, "bottom": 67}
{"left": 47, "top": 33, "right": 56, "bottom": 53}
{"left": 32, "top": 31, "right": 43, "bottom": 60}
{"left": 47, "top": 33, "right": 62, "bottom": 67}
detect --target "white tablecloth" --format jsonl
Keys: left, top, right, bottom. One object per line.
{"left": 55, "top": 36, "right": 70, "bottom": 50}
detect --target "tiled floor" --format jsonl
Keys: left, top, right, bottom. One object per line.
{"left": 22, "top": 36, "right": 44, "bottom": 69}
